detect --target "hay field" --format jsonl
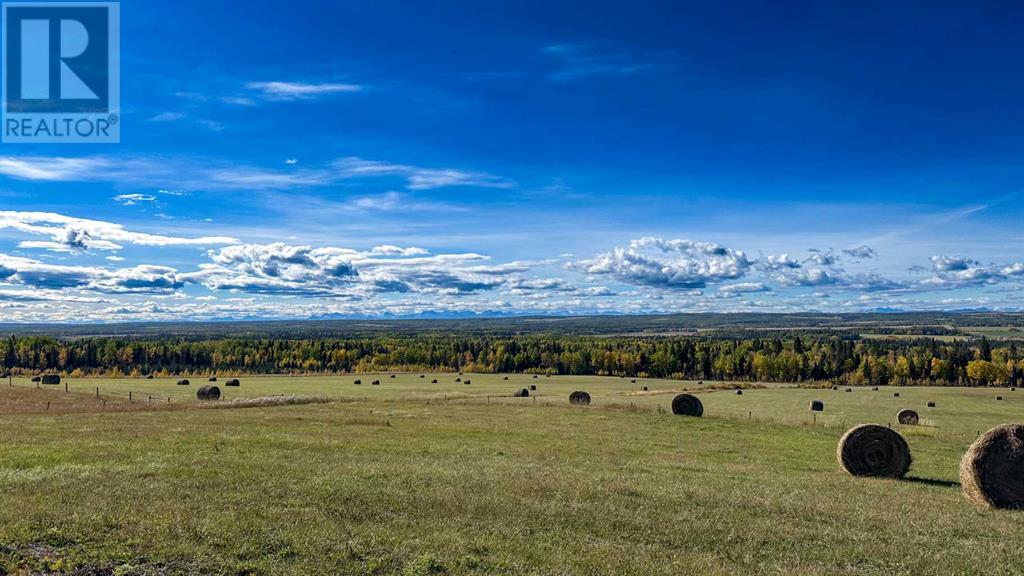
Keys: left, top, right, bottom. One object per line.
{"left": 2, "top": 374, "right": 1024, "bottom": 574}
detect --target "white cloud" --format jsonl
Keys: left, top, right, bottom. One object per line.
{"left": 0, "top": 288, "right": 111, "bottom": 303}
{"left": 4, "top": 219, "right": 1024, "bottom": 320}
{"left": 0, "top": 211, "right": 238, "bottom": 252}
{"left": 577, "top": 237, "right": 752, "bottom": 289}
{"left": 333, "top": 157, "right": 514, "bottom": 190}
{"left": 773, "top": 266, "right": 840, "bottom": 287}
{"left": 805, "top": 249, "right": 839, "bottom": 266}
{"left": 221, "top": 96, "right": 256, "bottom": 106}
{"left": 189, "top": 243, "right": 517, "bottom": 297}
{"left": 0, "top": 254, "right": 182, "bottom": 293}
{"left": 368, "top": 245, "right": 429, "bottom": 256}
{"left": 762, "top": 253, "right": 801, "bottom": 270}
{"left": 0, "top": 156, "right": 114, "bottom": 181}
{"left": 245, "top": 81, "right": 363, "bottom": 100}
{"left": 149, "top": 112, "right": 187, "bottom": 122}
{"left": 351, "top": 191, "right": 403, "bottom": 211}
{"left": 113, "top": 193, "right": 157, "bottom": 206}
{"left": 930, "top": 255, "right": 977, "bottom": 272}
{"left": 718, "top": 282, "right": 770, "bottom": 295}
{"left": 1002, "top": 263, "right": 1024, "bottom": 277}
{"left": 0, "top": 155, "right": 513, "bottom": 192}
{"left": 919, "top": 254, "right": 1024, "bottom": 288}
{"left": 842, "top": 245, "right": 876, "bottom": 259}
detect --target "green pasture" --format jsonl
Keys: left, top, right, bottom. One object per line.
{"left": 2, "top": 374, "right": 1024, "bottom": 575}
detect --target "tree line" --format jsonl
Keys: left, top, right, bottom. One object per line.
{"left": 1, "top": 334, "right": 1021, "bottom": 386}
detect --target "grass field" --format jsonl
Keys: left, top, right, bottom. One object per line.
{"left": 2, "top": 373, "right": 1024, "bottom": 575}
{"left": 859, "top": 333, "right": 966, "bottom": 342}
{"left": 961, "top": 326, "right": 1024, "bottom": 340}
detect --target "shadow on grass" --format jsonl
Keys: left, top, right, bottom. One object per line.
{"left": 904, "top": 476, "right": 959, "bottom": 488}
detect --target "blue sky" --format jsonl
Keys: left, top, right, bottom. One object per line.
{"left": 2, "top": 0, "right": 1024, "bottom": 321}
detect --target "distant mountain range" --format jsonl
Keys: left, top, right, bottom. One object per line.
{"left": 1, "top": 311, "right": 1022, "bottom": 338}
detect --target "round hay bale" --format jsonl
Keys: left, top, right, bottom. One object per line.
{"left": 146, "top": 375, "right": 154, "bottom": 379}
{"left": 1012, "top": 387, "right": 1017, "bottom": 392}
{"left": 897, "top": 409, "right": 919, "bottom": 425}
{"left": 455, "top": 378, "right": 461, "bottom": 382}
{"left": 354, "top": 379, "right": 362, "bottom": 385}
{"left": 960, "top": 424, "right": 1024, "bottom": 509}
{"left": 837, "top": 424, "right": 911, "bottom": 478}
{"left": 430, "top": 379, "right": 437, "bottom": 384}
{"left": 390, "top": 374, "right": 396, "bottom": 378}
{"left": 927, "top": 401, "right": 936, "bottom": 408}
{"left": 40, "top": 374, "right": 60, "bottom": 385}
{"left": 532, "top": 375, "right": 538, "bottom": 379}
{"left": 569, "top": 391, "right": 591, "bottom": 406}
{"left": 998, "top": 396, "right": 1004, "bottom": 401}
{"left": 845, "top": 388, "right": 852, "bottom": 392}
{"left": 225, "top": 379, "right": 240, "bottom": 387}
{"left": 196, "top": 385, "right": 221, "bottom": 401}
{"left": 176, "top": 379, "right": 190, "bottom": 386}
{"left": 208, "top": 376, "right": 217, "bottom": 382}
{"left": 464, "top": 380, "right": 471, "bottom": 385}
{"left": 419, "top": 375, "right": 425, "bottom": 378}
{"left": 371, "top": 380, "right": 380, "bottom": 386}
{"left": 630, "top": 379, "right": 637, "bottom": 384}
{"left": 30, "top": 376, "right": 41, "bottom": 383}
{"left": 642, "top": 386, "right": 648, "bottom": 391}
{"left": 893, "top": 392, "right": 900, "bottom": 397}
{"left": 810, "top": 400, "right": 824, "bottom": 411}
{"left": 735, "top": 389, "right": 743, "bottom": 395}
{"left": 671, "top": 394, "right": 703, "bottom": 417}
{"left": 513, "top": 388, "right": 529, "bottom": 398}
{"left": 503, "top": 376, "right": 509, "bottom": 380}
{"left": 872, "top": 386, "right": 878, "bottom": 391}
{"left": 832, "top": 386, "right": 838, "bottom": 390}
{"left": 529, "top": 384, "right": 536, "bottom": 391}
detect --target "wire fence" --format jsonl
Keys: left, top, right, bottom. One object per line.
{"left": 3, "top": 375, "right": 178, "bottom": 412}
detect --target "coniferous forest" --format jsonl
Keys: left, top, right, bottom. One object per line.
{"left": 1, "top": 332, "right": 1021, "bottom": 386}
